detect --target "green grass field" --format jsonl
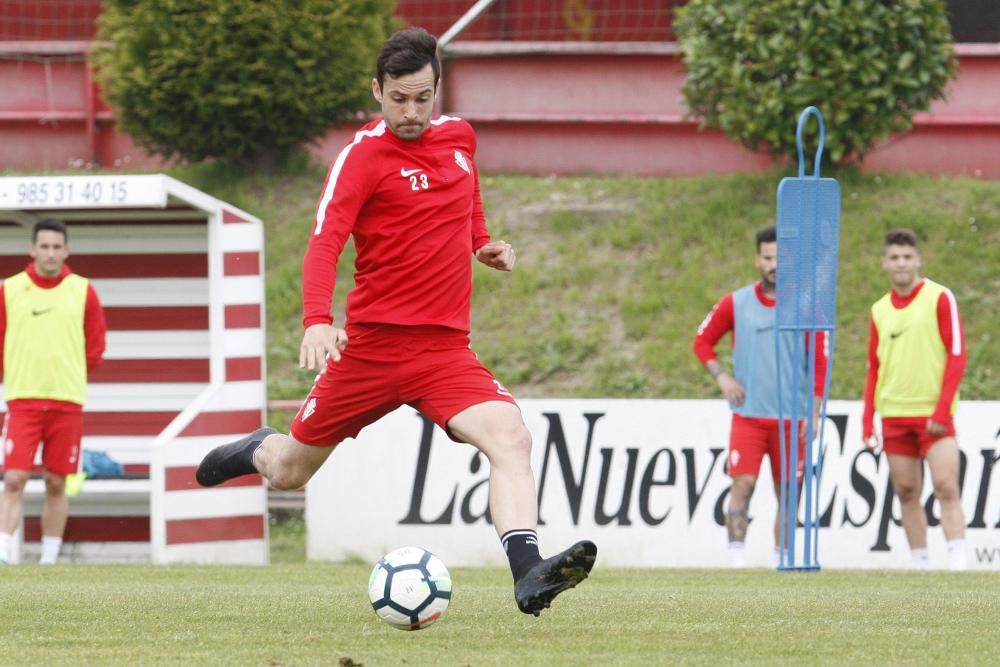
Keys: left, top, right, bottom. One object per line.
{"left": 0, "top": 564, "right": 996, "bottom": 665}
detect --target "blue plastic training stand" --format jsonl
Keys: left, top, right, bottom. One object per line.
{"left": 775, "top": 106, "right": 841, "bottom": 572}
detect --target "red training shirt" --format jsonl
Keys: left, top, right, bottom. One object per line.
{"left": 303, "top": 116, "right": 491, "bottom": 332}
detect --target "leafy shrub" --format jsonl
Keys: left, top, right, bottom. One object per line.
{"left": 675, "top": 0, "right": 956, "bottom": 163}
{"left": 94, "top": 0, "right": 395, "bottom": 164}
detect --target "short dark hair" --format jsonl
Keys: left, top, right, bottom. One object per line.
{"left": 884, "top": 228, "right": 919, "bottom": 249}
{"left": 756, "top": 226, "right": 776, "bottom": 250}
{"left": 33, "top": 218, "right": 68, "bottom": 243}
{"left": 376, "top": 27, "right": 440, "bottom": 89}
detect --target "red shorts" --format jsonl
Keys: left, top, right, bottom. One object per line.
{"left": 882, "top": 416, "right": 956, "bottom": 458}
{"left": 291, "top": 324, "right": 518, "bottom": 446}
{"left": 728, "top": 413, "right": 805, "bottom": 482}
{"left": 2, "top": 407, "right": 83, "bottom": 475}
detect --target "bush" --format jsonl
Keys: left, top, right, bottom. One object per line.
{"left": 675, "top": 0, "right": 956, "bottom": 163}
{"left": 93, "top": 0, "right": 395, "bottom": 165}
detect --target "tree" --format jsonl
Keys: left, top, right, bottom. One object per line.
{"left": 675, "top": 0, "right": 956, "bottom": 163}
{"left": 93, "top": 0, "right": 395, "bottom": 165}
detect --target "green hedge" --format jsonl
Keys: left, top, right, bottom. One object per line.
{"left": 675, "top": 0, "right": 956, "bottom": 163}
{"left": 94, "top": 0, "right": 395, "bottom": 164}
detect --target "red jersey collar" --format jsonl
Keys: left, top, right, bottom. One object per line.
{"left": 25, "top": 261, "right": 72, "bottom": 289}
{"left": 890, "top": 278, "right": 925, "bottom": 308}
{"left": 754, "top": 281, "right": 776, "bottom": 308}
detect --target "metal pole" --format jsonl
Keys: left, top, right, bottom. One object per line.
{"left": 438, "top": 0, "right": 498, "bottom": 48}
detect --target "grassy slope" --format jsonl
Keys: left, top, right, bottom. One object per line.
{"left": 0, "top": 565, "right": 996, "bottom": 665}
{"left": 166, "top": 162, "right": 999, "bottom": 418}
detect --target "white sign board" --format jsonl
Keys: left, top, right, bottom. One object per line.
{"left": 307, "top": 400, "right": 1000, "bottom": 570}
{"left": 0, "top": 175, "right": 168, "bottom": 209}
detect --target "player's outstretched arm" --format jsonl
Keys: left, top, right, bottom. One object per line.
{"left": 475, "top": 240, "right": 516, "bottom": 272}
{"left": 300, "top": 323, "right": 349, "bottom": 371}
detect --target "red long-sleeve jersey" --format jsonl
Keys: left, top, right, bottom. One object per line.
{"left": 303, "top": 116, "right": 491, "bottom": 332}
{"left": 861, "top": 279, "right": 966, "bottom": 438}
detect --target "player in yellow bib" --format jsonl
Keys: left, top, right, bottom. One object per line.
{"left": 0, "top": 219, "right": 106, "bottom": 565}
{"left": 861, "top": 229, "right": 967, "bottom": 570}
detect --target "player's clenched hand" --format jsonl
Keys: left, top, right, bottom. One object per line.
{"left": 300, "top": 323, "right": 348, "bottom": 372}
{"left": 926, "top": 418, "right": 948, "bottom": 436}
{"left": 717, "top": 373, "right": 745, "bottom": 408}
{"left": 863, "top": 433, "right": 881, "bottom": 454}
{"left": 476, "top": 240, "right": 515, "bottom": 271}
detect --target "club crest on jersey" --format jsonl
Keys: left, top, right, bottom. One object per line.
{"left": 301, "top": 397, "right": 317, "bottom": 422}
{"left": 454, "top": 150, "right": 471, "bottom": 175}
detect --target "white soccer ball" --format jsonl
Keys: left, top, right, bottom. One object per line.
{"left": 368, "top": 546, "right": 452, "bottom": 631}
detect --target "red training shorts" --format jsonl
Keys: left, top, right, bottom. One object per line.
{"left": 728, "top": 413, "right": 805, "bottom": 482}
{"left": 291, "top": 324, "right": 519, "bottom": 447}
{"left": 2, "top": 406, "right": 83, "bottom": 476}
{"left": 881, "top": 416, "right": 956, "bottom": 459}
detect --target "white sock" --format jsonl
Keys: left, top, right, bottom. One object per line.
{"left": 729, "top": 541, "right": 746, "bottom": 568}
{"left": 947, "top": 540, "right": 967, "bottom": 571}
{"left": 40, "top": 536, "right": 62, "bottom": 565}
{"left": 910, "top": 547, "right": 930, "bottom": 570}
{"left": 773, "top": 546, "right": 782, "bottom": 568}
{"left": 0, "top": 532, "right": 11, "bottom": 563}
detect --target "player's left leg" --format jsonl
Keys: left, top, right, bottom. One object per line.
{"left": 769, "top": 420, "right": 806, "bottom": 566}
{"left": 38, "top": 410, "right": 84, "bottom": 564}
{"left": 40, "top": 472, "right": 67, "bottom": 564}
{"left": 447, "top": 401, "right": 596, "bottom": 616}
{"left": 447, "top": 401, "right": 535, "bottom": 536}
{"left": 924, "top": 436, "right": 966, "bottom": 570}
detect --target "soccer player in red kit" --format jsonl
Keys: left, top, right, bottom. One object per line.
{"left": 0, "top": 219, "right": 106, "bottom": 565}
{"left": 693, "top": 226, "right": 826, "bottom": 568}
{"left": 197, "top": 27, "right": 595, "bottom": 614}
{"left": 862, "top": 228, "right": 967, "bottom": 570}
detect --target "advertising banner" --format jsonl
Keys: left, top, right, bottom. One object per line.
{"left": 306, "top": 400, "right": 1000, "bottom": 570}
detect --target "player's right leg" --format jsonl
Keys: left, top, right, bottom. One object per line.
{"left": 0, "top": 409, "right": 44, "bottom": 564}
{"left": 886, "top": 453, "right": 928, "bottom": 565}
{"left": 728, "top": 475, "right": 755, "bottom": 567}
{"left": 883, "top": 419, "right": 929, "bottom": 568}
{"left": 195, "top": 427, "right": 282, "bottom": 487}
{"left": 195, "top": 428, "right": 339, "bottom": 490}
{"left": 726, "top": 414, "right": 768, "bottom": 567}
{"left": 0, "top": 470, "right": 30, "bottom": 563}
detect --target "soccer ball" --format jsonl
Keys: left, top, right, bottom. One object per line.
{"left": 368, "top": 546, "right": 452, "bottom": 631}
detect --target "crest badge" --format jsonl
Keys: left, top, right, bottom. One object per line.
{"left": 454, "top": 150, "right": 471, "bottom": 175}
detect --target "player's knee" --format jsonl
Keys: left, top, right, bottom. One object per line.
{"left": 934, "top": 480, "right": 960, "bottom": 502}
{"left": 267, "top": 465, "right": 310, "bottom": 491}
{"left": 510, "top": 424, "right": 532, "bottom": 457}
{"left": 43, "top": 474, "right": 66, "bottom": 496}
{"left": 498, "top": 424, "right": 532, "bottom": 464}
{"left": 2, "top": 473, "right": 27, "bottom": 495}
{"left": 481, "top": 423, "right": 532, "bottom": 466}
{"left": 894, "top": 483, "right": 920, "bottom": 503}
{"left": 267, "top": 457, "right": 313, "bottom": 491}
{"left": 730, "top": 478, "right": 755, "bottom": 504}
